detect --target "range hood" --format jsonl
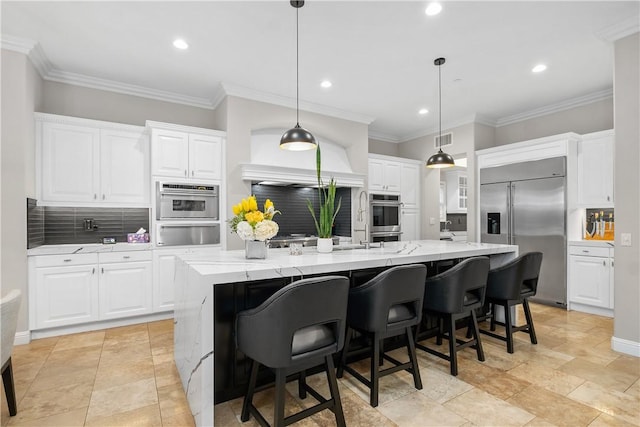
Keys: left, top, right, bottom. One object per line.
{"left": 240, "top": 129, "right": 366, "bottom": 188}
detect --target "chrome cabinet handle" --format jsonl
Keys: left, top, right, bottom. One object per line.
{"left": 94, "top": 194, "right": 97, "bottom": 199}
{"left": 102, "top": 194, "right": 105, "bottom": 200}
{"left": 123, "top": 255, "right": 130, "bottom": 259}
{"left": 184, "top": 170, "right": 187, "bottom": 176}
{"left": 191, "top": 170, "right": 194, "bottom": 176}
{"left": 582, "top": 250, "right": 590, "bottom": 253}
{"left": 63, "top": 258, "right": 72, "bottom": 262}
{"left": 101, "top": 267, "right": 104, "bottom": 274}
{"left": 92, "top": 267, "right": 95, "bottom": 274}
{"left": 603, "top": 260, "right": 606, "bottom": 266}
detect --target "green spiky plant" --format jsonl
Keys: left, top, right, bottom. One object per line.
{"left": 307, "top": 144, "right": 341, "bottom": 238}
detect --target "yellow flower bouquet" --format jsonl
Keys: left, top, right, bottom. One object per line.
{"left": 229, "top": 195, "right": 280, "bottom": 241}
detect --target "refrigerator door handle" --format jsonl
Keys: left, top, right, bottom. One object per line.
{"left": 507, "top": 184, "right": 513, "bottom": 243}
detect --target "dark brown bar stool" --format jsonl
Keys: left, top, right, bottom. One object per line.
{"left": 337, "top": 264, "right": 426, "bottom": 407}
{"left": 236, "top": 276, "right": 349, "bottom": 427}
{"left": 416, "top": 257, "right": 490, "bottom": 376}
{"left": 480, "top": 252, "right": 543, "bottom": 353}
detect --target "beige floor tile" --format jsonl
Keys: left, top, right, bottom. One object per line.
{"left": 98, "top": 341, "right": 152, "bottom": 367}
{"left": 444, "top": 388, "right": 535, "bottom": 426}
{"left": 559, "top": 358, "right": 639, "bottom": 392}
{"left": 84, "top": 404, "right": 162, "bottom": 427}
{"left": 153, "top": 360, "right": 183, "bottom": 388}
{"left": 607, "top": 355, "right": 640, "bottom": 377}
{"left": 567, "top": 381, "right": 640, "bottom": 426}
{"left": 93, "top": 356, "right": 155, "bottom": 391}
{"left": 157, "top": 382, "right": 192, "bottom": 420}
{"left": 9, "top": 381, "right": 93, "bottom": 424}
{"left": 214, "top": 401, "right": 243, "bottom": 426}
{"left": 161, "top": 409, "right": 196, "bottom": 427}
{"left": 6, "top": 407, "right": 87, "bottom": 426}
{"left": 150, "top": 330, "right": 173, "bottom": 349}
{"left": 331, "top": 385, "right": 397, "bottom": 427}
{"left": 15, "top": 336, "right": 59, "bottom": 352}
{"left": 524, "top": 417, "right": 559, "bottom": 426}
{"left": 228, "top": 385, "right": 313, "bottom": 426}
{"left": 553, "top": 341, "right": 621, "bottom": 366}
{"left": 28, "top": 366, "right": 98, "bottom": 393}
{"left": 625, "top": 379, "right": 639, "bottom": 398}
{"left": 11, "top": 359, "right": 45, "bottom": 384}
{"left": 588, "top": 412, "right": 639, "bottom": 427}
{"left": 413, "top": 365, "right": 474, "bottom": 403}
{"left": 340, "top": 363, "right": 418, "bottom": 406}
{"left": 508, "top": 361, "right": 585, "bottom": 396}
{"left": 147, "top": 319, "right": 174, "bottom": 337}
{"left": 53, "top": 331, "right": 105, "bottom": 352}
{"left": 378, "top": 390, "right": 468, "bottom": 426}
{"left": 86, "top": 378, "right": 158, "bottom": 421}
{"left": 507, "top": 384, "right": 601, "bottom": 426}
{"left": 103, "top": 322, "right": 149, "bottom": 340}
{"left": 456, "top": 357, "right": 531, "bottom": 400}
{"left": 41, "top": 345, "right": 102, "bottom": 375}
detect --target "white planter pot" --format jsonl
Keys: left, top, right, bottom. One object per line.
{"left": 316, "top": 237, "right": 333, "bottom": 253}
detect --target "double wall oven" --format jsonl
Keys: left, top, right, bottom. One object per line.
{"left": 156, "top": 182, "right": 220, "bottom": 246}
{"left": 369, "top": 194, "right": 402, "bottom": 242}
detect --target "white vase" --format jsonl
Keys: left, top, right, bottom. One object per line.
{"left": 245, "top": 240, "right": 267, "bottom": 259}
{"left": 316, "top": 237, "right": 333, "bottom": 253}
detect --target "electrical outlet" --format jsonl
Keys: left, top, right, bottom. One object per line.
{"left": 621, "top": 233, "right": 632, "bottom": 247}
{"left": 429, "top": 217, "right": 435, "bottom": 225}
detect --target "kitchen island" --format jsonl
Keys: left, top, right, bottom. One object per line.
{"left": 173, "top": 240, "right": 518, "bottom": 426}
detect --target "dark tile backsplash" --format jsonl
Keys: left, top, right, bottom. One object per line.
{"left": 441, "top": 213, "right": 467, "bottom": 231}
{"left": 27, "top": 204, "right": 149, "bottom": 246}
{"left": 27, "top": 198, "right": 45, "bottom": 249}
{"left": 251, "top": 185, "right": 352, "bottom": 237}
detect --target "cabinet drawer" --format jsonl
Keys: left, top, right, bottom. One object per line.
{"left": 569, "top": 246, "right": 610, "bottom": 257}
{"left": 99, "top": 251, "right": 152, "bottom": 264}
{"left": 34, "top": 253, "right": 98, "bottom": 268}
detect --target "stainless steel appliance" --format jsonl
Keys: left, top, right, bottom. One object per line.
{"left": 480, "top": 157, "right": 566, "bottom": 306}
{"left": 267, "top": 235, "right": 339, "bottom": 249}
{"left": 156, "top": 182, "right": 219, "bottom": 220}
{"left": 370, "top": 194, "right": 402, "bottom": 242}
{"left": 156, "top": 223, "right": 220, "bottom": 246}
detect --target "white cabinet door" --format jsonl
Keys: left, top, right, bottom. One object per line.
{"left": 569, "top": 255, "right": 610, "bottom": 308}
{"left": 152, "top": 250, "right": 185, "bottom": 311}
{"left": 100, "top": 129, "right": 150, "bottom": 204}
{"left": 439, "top": 182, "right": 447, "bottom": 222}
{"left": 35, "top": 264, "right": 99, "bottom": 328}
{"left": 445, "top": 171, "right": 467, "bottom": 213}
{"left": 368, "top": 159, "right": 401, "bottom": 193}
{"left": 152, "top": 129, "right": 189, "bottom": 177}
{"left": 368, "top": 159, "right": 385, "bottom": 191}
{"left": 609, "top": 256, "right": 615, "bottom": 309}
{"left": 401, "top": 209, "right": 419, "bottom": 241}
{"left": 385, "top": 162, "right": 401, "bottom": 192}
{"left": 41, "top": 122, "right": 100, "bottom": 202}
{"left": 189, "top": 134, "right": 222, "bottom": 180}
{"left": 400, "top": 164, "right": 419, "bottom": 209}
{"left": 99, "top": 261, "right": 153, "bottom": 319}
{"left": 577, "top": 133, "right": 614, "bottom": 206}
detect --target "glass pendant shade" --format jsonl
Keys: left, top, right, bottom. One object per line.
{"left": 426, "top": 149, "right": 455, "bottom": 168}
{"left": 280, "top": 123, "right": 317, "bottom": 151}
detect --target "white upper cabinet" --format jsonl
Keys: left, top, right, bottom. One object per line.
{"left": 368, "top": 158, "right": 401, "bottom": 193}
{"left": 37, "top": 114, "right": 149, "bottom": 206}
{"left": 577, "top": 130, "right": 614, "bottom": 207}
{"left": 444, "top": 171, "right": 468, "bottom": 213}
{"left": 150, "top": 123, "right": 224, "bottom": 181}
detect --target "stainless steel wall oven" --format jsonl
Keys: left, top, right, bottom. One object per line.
{"left": 370, "top": 193, "right": 402, "bottom": 241}
{"left": 156, "top": 182, "right": 219, "bottom": 220}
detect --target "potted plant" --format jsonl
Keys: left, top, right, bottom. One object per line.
{"left": 229, "top": 195, "right": 280, "bottom": 259}
{"left": 307, "top": 144, "right": 341, "bottom": 253}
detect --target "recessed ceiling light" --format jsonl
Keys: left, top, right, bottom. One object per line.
{"left": 320, "top": 80, "right": 332, "bottom": 88}
{"left": 425, "top": 2, "right": 442, "bottom": 16}
{"left": 173, "top": 39, "right": 189, "bottom": 50}
{"left": 532, "top": 64, "right": 547, "bottom": 73}
{"left": 418, "top": 108, "right": 429, "bottom": 115}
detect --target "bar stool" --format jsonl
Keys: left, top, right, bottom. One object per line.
{"left": 480, "top": 252, "right": 543, "bottom": 353}
{"left": 236, "top": 276, "right": 349, "bottom": 427}
{"left": 416, "top": 257, "right": 490, "bottom": 376}
{"left": 337, "top": 264, "right": 426, "bottom": 407}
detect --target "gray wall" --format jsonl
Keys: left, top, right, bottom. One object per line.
{"left": 369, "top": 138, "right": 399, "bottom": 157}
{"left": 613, "top": 32, "right": 639, "bottom": 348}
{"left": 1, "top": 49, "right": 43, "bottom": 332}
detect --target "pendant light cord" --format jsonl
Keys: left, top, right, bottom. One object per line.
{"left": 296, "top": 6, "right": 300, "bottom": 126}
{"left": 438, "top": 61, "right": 442, "bottom": 152}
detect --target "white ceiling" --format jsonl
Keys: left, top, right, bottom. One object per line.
{"left": 2, "top": 1, "right": 638, "bottom": 142}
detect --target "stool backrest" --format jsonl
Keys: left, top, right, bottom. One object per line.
{"left": 236, "top": 276, "right": 349, "bottom": 368}
{"left": 424, "top": 257, "right": 490, "bottom": 314}
{"left": 347, "top": 264, "right": 427, "bottom": 332}
{"left": 521, "top": 252, "right": 543, "bottom": 294}
{"left": 1, "top": 290, "right": 22, "bottom": 366}
{"left": 487, "top": 252, "right": 543, "bottom": 300}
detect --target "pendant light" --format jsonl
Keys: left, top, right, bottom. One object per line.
{"left": 426, "top": 57, "right": 455, "bottom": 168}
{"left": 280, "top": 0, "right": 317, "bottom": 151}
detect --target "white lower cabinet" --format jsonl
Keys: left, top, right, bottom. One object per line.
{"left": 30, "top": 251, "right": 153, "bottom": 330}
{"left": 568, "top": 244, "right": 614, "bottom": 316}
{"left": 401, "top": 209, "right": 420, "bottom": 241}
{"left": 99, "top": 252, "right": 152, "bottom": 319}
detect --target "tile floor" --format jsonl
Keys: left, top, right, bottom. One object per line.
{"left": 2, "top": 303, "right": 639, "bottom": 426}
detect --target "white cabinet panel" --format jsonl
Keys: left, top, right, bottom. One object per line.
{"left": 41, "top": 122, "right": 100, "bottom": 202}
{"left": 153, "top": 250, "right": 185, "bottom": 312}
{"left": 35, "top": 264, "right": 99, "bottom": 329}
{"left": 569, "top": 253, "right": 610, "bottom": 308}
{"left": 101, "top": 129, "right": 150, "bottom": 204}
{"left": 151, "top": 129, "right": 189, "bottom": 177}
{"left": 577, "top": 131, "right": 614, "bottom": 207}
{"left": 368, "top": 159, "right": 400, "bottom": 193}
{"left": 401, "top": 209, "right": 419, "bottom": 241}
{"left": 445, "top": 171, "right": 467, "bottom": 213}
{"left": 99, "top": 261, "right": 152, "bottom": 319}
{"left": 400, "top": 164, "right": 420, "bottom": 209}
{"left": 189, "top": 134, "right": 222, "bottom": 180}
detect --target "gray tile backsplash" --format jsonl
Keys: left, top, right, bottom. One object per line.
{"left": 27, "top": 205, "right": 149, "bottom": 246}
{"left": 442, "top": 213, "right": 467, "bottom": 231}
{"left": 27, "top": 198, "right": 45, "bottom": 249}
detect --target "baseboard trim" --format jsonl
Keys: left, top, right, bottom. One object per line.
{"left": 29, "top": 311, "right": 174, "bottom": 340}
{"left": 611, "top": 336, "right": 640, "bottom": 357}
{"left": 14, "top": 330, "right": 32, "bottom": 346}
{"left": 567, "top": 302, "right": 613, "bottom": 318}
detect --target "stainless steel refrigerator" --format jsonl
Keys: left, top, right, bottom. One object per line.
{"left": 480, "top": 157, "right": 566, "bottom": 307}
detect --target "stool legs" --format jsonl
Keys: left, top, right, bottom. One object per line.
{"left": 325, "top": 356, "right": 346, "bottom": 427}
{"left": 371, "top": 333, "right": 380, "bottom": 407}
{"left": 2, "top": 358, "right": 17, "bottom": 416}
{"left": 241, "top": 359, "right": 260, "bottom": 422}
{"left": 405, "top": 327, "right": 422, "bottom": 390}
{"left": 470, "top": 310, "right": 485, "bottom": 362}
{"left": 522, "top": 299, "right": 538, "bottom": 344}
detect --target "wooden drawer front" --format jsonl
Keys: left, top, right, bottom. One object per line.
{"left": 34, "top": 253, "right": 98, "bottom": 268}
{"left": 569, "top": 246, "right": 610, "bottom": 257}
{"left": 99, "top": 251, "right": 152, "bottom": 264}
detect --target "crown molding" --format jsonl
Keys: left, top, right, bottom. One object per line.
{"left": 495, "top": 88, "right": 613, "bottom": 127}
{"left": 596, "top": 16, "right": 640, "bottom": 42}
{"left": 398, "top": 114, "right": 482, "bottom": 143}
{"left": 220, "top": 82, "right": 375, "bottom": 125}
{"left": 368, "top": 131, "right": 401, "bottom": 144}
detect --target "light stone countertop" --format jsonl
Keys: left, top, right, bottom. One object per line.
{"left": 568, "top": 240, "right": 614, "bottom": 248}
{"left": 27, "top": 242, "right": 154, "bottom": 256}
{"left": 177, "top": 239, "right": 518, "bottom": 285}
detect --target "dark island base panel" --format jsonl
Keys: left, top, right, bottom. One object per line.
{"left": 214, "top": 259, "right": 484, "bottom": 404}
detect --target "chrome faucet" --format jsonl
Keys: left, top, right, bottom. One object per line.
{"left": 443, "top": 220, "right": 452, "bottom": 232}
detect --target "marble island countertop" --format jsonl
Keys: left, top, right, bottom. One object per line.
{"left": 178, "top": 239, "right": 518, "bottom": 284}
{"left": 27, "top": 242, "right": 154, "bottom": 256}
